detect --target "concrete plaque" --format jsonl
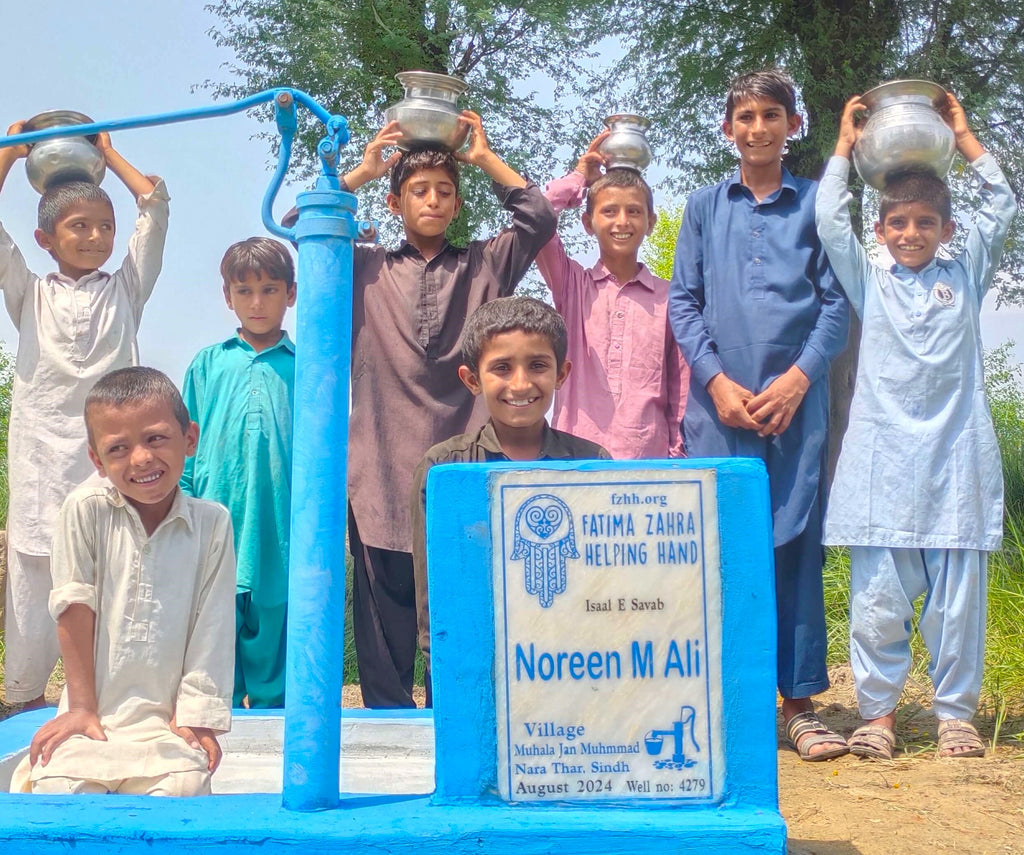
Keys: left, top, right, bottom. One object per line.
{"left": 493, "top": 469, "right": 723, "bottom": 803}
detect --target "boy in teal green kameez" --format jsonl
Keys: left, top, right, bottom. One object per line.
{"left": 181, "top": 237, "right": 296, "bottom": 708}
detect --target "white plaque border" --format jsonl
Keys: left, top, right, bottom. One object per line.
{"left": 492, "top": 470, "right": 723, "bottom": 804}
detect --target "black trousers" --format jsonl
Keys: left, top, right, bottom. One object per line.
{"left": 348, "top": 508, "right": 417, "bottom": 708}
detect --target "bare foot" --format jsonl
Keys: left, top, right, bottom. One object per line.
{"left": 782, "top": 697, "right": 847, "bottom": 758}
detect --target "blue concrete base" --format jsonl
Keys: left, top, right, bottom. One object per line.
{"left": 1, "top": 706, "right": 785, "bottom": 853}
{"left": 0, "top": 792, "right": 785, "bottom": 853}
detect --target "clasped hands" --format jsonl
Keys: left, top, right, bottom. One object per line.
{"left": 707, "top": 366, "right": 810, "bottom": 437}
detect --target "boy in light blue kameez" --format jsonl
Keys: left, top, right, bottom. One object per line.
{"left": 181, "top": 237, "right": 296, "bottom": 708}
{"left": 816, "top": 93, "right": 1016, "bottom": 760}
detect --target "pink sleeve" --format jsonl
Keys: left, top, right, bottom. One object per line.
{"left": 535, "top": 172, "right": 588, "bottom": 304}
{"left": 666, "top": 327, "right": 689, "bottom": 458}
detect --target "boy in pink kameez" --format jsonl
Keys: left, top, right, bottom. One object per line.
{"left": 534, "top": 132, "right": 688, "bottom": 459}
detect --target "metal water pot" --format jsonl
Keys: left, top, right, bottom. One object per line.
{"left": 598, "top": 114, "right": 653, "bottom": 172}
{"left": 23, "top": 110, "right": 106, "bottom": 194}
{"left": 384, "top": 71, "right": 470, "bottom": 152}
{"left": 852, "top": 80, "right": 955, "bottom": 190}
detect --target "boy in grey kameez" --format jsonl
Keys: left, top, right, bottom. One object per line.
{"left": 816, "top": 93, "right": 1016, "bottom": 759}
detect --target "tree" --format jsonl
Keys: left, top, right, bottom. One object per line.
{"left": 596, "top": 0, "right": 1024, "bottom": 470}
{"left": 205, "top": 0, "right": 612, "bottom": 243}
{"left": 641, "top": 205, "right": 684, "bottom": 281}
{"left": 600, "top": 0, "right": 1024, "bottom": 303}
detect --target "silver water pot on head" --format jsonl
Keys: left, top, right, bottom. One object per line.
{"left": 384, "top": 71, "right": 470, "bottom": 152}
{"left": 852, "top": 80, "right": 955, "bottom": 190}
{"left": 23, "top": 110, "right": 106, "bottom": 194}
{"left": 598, "top": 114, "right": 653, "bottom": 172}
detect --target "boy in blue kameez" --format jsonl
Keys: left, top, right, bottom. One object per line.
{"left": 181, "top": 237, "right": 296, "bottom": 708}
{"left": 670, "top": 69, "right": 850, "bottom": 760}
{"left": 816, "top": 94, "right": 1015, "bottom": 760}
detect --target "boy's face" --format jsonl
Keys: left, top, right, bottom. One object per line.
{"left": 583, "top": 186, "right": 656, "bottom": 268}
{"left": 874, "top": 202, "right": 954, "bottom": 272}
{"left": 458, "top": 331, "right": 571, "bottom": 435}
{"left": 386, "top": 167, "right": 462, "bottom": 243}
{"left": 87, "top": 397, "right": 198, "bottom": 525}
{"left": 224, "top": 272, "right": 296, "bottom": 346}
{"left": 723, "top": 97, "right": 801, "bottom": 168}
{"left": 34, "top": 199, "right": 116, "bottom": 279}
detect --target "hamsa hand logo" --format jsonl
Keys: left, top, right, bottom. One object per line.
{"left": 510, "top": 494, "right": 578, "bottom": 607}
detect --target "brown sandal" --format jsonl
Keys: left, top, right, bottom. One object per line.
{"left": 937, "top": 719, "right": 986, "bottom": 758}
{"left": 785, "top": 711, "right": 850, "bottom": 761}
{"left": 849, "top": 724, "right": 896, "bottom": 760}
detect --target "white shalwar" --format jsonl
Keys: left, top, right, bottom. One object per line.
{"left": 816, "top": 153, "right": 1016, "bottom": 719}
{"left": 11, "top": 485, "right": 235, "bottom": 794}
{"left": 0, "top": 181, "right": 169, "bottom": 702}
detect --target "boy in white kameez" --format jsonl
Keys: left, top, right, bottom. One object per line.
{"left": 816, "top": 93, "right": 1016, "bottom": 760}
{"left": 12, "top": 368, "right": 235, "bottom": 795}
{"left": 0, "top": 122, "right": 169, "bottom": 710}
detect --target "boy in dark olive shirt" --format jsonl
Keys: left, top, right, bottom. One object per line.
{"left": 412, "top": 297, "right": 610, "bottom": 705}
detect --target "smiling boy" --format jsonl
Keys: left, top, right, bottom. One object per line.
{"left": 12, "top": 368, "right": 234, "bottom": 795}
{"left": 535, "top": 133, "right": 688, "bottom": 459}
{"left": 816, "top": 94, "right": 1016, "bottom": 760}
{"left": 181, "top": 237, "right": 296, "bottom": 708}
{"left": 338, "top": 112, "right": 556, "bottom": 708}
{"left": 669, "top": 69, "right": 850, "bottom": 760}
{"left": 0, "top": 124, "right": 168, "bottom": 711}
{"left": 411, "top": 297, "right": 610, "bottom": 703}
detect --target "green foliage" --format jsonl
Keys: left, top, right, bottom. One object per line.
{"left": 985, "top": 341, "right": 1024, "bottom": 521}
{"left": 604, "top": 0, "right": 1024, "bottom": 304}
{"left": 204, "top": 0, "right": 613, "bottom": 243}
{"left": 640, "top": 205, "right": 683, "bottom": 281}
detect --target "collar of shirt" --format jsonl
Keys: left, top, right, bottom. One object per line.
{"left": 225, "top": 331, "right": 295, "bottom": 355}
{"left": 103, "top": 484, "right": 196, "bottom": 536}
{"left": 476, "top": 420, "right": 583, "bottom": 459}
{"left": 392, "top": 239, "right": 459, "bottom": 262}
{"left": 44, "top": 269, "right": 107, "bottom": 287}
{"left": 725, "top": 167, "right": 799, "bottom": 204}
{"left": 889, "top": 257, "right": 950, "bottom": 278}
{"left": 588, "top": 259, "right": 658, "bottom": 291}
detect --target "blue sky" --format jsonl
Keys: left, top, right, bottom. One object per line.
{"left": 2, "top": 1, "right": 1021, "bottom": 386}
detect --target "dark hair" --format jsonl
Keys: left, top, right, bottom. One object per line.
{"left": 389, "top": 148, "right": 461, "bottom": 197}
{"left": 37, "top": 181, "right": 113, "bottom": 234}
{"left": 725, "top": 69, "right": 798, "bottom": 121}
{"left": 460, "top": 297, "right": 568, "bottom": 372}
{"left": 878, "top": 168, "right": 953, "bottom": 223}
{"left": 85, "top": 367, "right": 190, "bottom": 447}
{"left": 585, "top": 168, "right": 655, "bottom": 216}
{"left": 220, "top": 236, "right": 295, "bottom": 288}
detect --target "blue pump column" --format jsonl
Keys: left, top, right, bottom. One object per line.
{"left": 282, "top": 187, "right": 358, "bottom": 811}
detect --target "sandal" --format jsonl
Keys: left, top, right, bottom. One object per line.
{"left": 848, "top": 724, "right": 896, "bottom": 760}
{"left": 785, "top": 711, "right": 850, "bottom": 761}
{"left": 937, "top": 719, "right": 986, "bottom": 758}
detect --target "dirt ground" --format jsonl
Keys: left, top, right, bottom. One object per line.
{"left": 3, "top": 670, "right": 1022, "bottom": 853}
{"left": 778, "top": 666, "right": 1024, "bottom": 855}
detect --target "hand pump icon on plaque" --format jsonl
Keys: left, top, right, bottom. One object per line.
{"left": 645, "top": 706, "right": 701, "bottom": 769}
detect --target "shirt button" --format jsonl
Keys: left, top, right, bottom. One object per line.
{"left": 251, "top": 389, "right": 259, "bottom": 396}
{"left": 754, "top": 258, "right": 762, "bottom": 265}
{"left": 614, "top": 343, "right": 621, "bottom": 349}
{"left": 616, "top": 311, "right": 624, "bottom": 318}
